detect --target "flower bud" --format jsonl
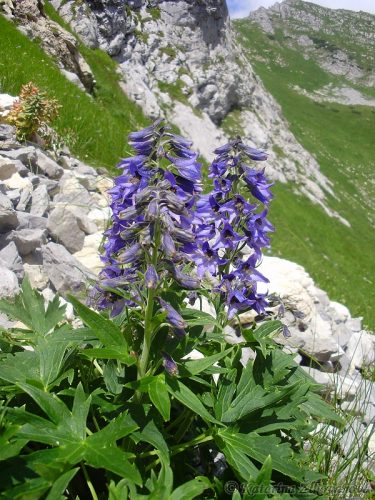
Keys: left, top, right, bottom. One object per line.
{"left": 145, "top": 265, "right": 158, "bottom": 290}
{"left": 162, "top": 352, "right": 179, "bottom": 376}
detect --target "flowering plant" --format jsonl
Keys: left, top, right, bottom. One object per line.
{"left": 0, "top": 122, "right": 339, "bottom": 498}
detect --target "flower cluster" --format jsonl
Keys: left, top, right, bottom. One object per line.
{"left": 94, "top": 123, "right": 274, "bottom": 338}
{"left": 92, "top": 120, "right": 202, "bottom": 328}
{"left": 193, "top": 138, "right": 274, "bottom": 319}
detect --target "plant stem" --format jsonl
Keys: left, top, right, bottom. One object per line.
{"left": 137, "top": 223, "right": 160, "bottom": 381}
{"left": 81, "top": 463, "right": 98, "bottom": 500}
{"left": 171, "top": 433, "right": 213, "bottom": 456}
{"left": 138, "top": 287, "right": 155, "bottom": 379}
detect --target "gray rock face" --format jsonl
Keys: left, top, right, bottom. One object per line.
{"left": 30, "top": 184, "right": 49, "bottom": 217}
{"left": 16, "top": 211, "right": 48, "bottom": 231}
{"left": 0, "top": 157, "right": 18, "bottom": 180}
{"left": 42, "top": 242, "right": 94, "bottom": 293}
{"left": 1, "top": 146, "right": 37, "bottom": 168}
{"left": 0, "top": 241, "right": 24, "bottom": 279}
{"left": 0, "top": 193, "right": 18, "bottom": 232}
{"left": 35, "top": 150, "right": 64, "bottom": 179}
{"left": 5, "top": 228, "right": 47, "bottom": 256}
{"left": 47, "top": 205, "right": 86, "bottom": 253}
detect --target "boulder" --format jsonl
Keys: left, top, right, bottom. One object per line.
{"left": 16, "top": 211, "right": 48, "bottom": 230}
{"left": 3, "top": 173, "right": 32, "bottom": 191}
{"left": 73, "top": 162, "right": 98, "bottom": 190}
{"left": 0, "top": 241, "right": 24, "bottom": 279}
{"left": 0, "top": 193, "right": 18, "bottom": 232}
{"left": 0, "top": 157, "right": 28, "bottom": 179}
{"left": 73, "top": 232, "right": 103, "bottom": 275}
{"left": 87, "top": 207, "right": 111, "bottom": 231}
{"left": 0, "top": 124, "right": 16, "bottom": 141}
{"left": 53, "top": 176, "right": 92, "bottom": 211}
{"left": 30, "top": 184, "right": 49, "bottom": 217}
{"left": 0, "top": 266, "right": 19, "bottom": 298}
{"left": 15, "top": 186, "right": 32, "bottom": 211}
{"left": 23, "top": 263, "right": 49, "bottom": 290}
{"left": 0, "top": 156, "right": 17, "bottom": 180}
{"left": 35, "top": 150, "right": 64, "bottom": 179}
{"left": 345, "top": 330, "right": 375, "bottom": 372}
{"left": 47, "top": 205, "right": 86, "bottom": 253}
{"left": 5, "top": 228, "right": 47, "bottom": 256}
{"left": 0, "top": 146, "right": 37, "bottom": 167}
{"left": 42, "top": 242, "right": 94, "bottom": 294}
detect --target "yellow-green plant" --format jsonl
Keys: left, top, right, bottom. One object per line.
{"left": 7, "top": 81, "right": 60, "bottom": 141}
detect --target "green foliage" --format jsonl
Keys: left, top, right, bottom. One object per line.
{"left": 235, "top": 19, "right": 375, "bottom": 328}
{"left": 0, "top": 278, "right": 339, "bottom": 498}
{"left": 0, "top": 11, "right": 147, "bottom": 170}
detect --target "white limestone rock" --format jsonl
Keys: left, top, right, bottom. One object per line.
{"left": 0, "top": 266, "right": 19, "bottom": 298}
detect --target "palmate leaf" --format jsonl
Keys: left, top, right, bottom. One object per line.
{"left": 221, "top": 381, "right": 304, "bottom": 423}
{"left": 12, "top": 382, "right": 142, "bottom": 484}
{"left": 0, "top": 277, "right": 66, "bottom": 337}
{"left": 217, "top": 428, "right": 307, "bottom": 483}
{"left": 214, "top": 368, "right": 237, "bottom": 420}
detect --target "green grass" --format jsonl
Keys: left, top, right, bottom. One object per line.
{"left": 0, "top": 9, "right": 148, "bottom": 170}
{"left": 236, "top": 20, "right": 375, "bottom": 328}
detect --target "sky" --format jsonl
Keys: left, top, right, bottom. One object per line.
{"left": 227, "top": 0, "right": 375, "bottom": 18}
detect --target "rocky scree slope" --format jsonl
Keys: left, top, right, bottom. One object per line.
{"left": 47, "top": 0, "right": 345, "bottom": 221}
{"left": 249, "top": 0, "right": 375, "bottom": 103}
{"left": 0, "top": 105, "right": 374, "bottom": 474}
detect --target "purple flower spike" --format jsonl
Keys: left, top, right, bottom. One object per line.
{"left": 162, "top": 352, "right": 179, "bottom": 376}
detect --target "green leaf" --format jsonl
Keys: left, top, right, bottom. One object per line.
{"left": 84, "top": 443, "right": 141, "bottom": 484}
{"left": 71, "top": 383, "right": 91, "bottom": 440}
{"left": 166, "top": 378, "right": 222, "bottom": 425}
{"left": 103, "top": 360, "right": 123, "bottom": 395}
{"left": 0, "top": 277, "right": 66, "bottom": 337}
{"left": 136, "top": 419, "right": 169, "bottom": 459}
{"left": 69, "top": 296, "right": 127, "bottom": 347}
{"left": 148, "top": 374, "right": 170, "bottom": 421}
{"left": 218, "top": 429, "right": 306, "bottom": 482}
{"left": 0, "top": 351, "right": 40, "bottom": 384}
{"left": 300, "top": 392, "right": 343, "bottom": 423}
{"left": 182, "top": 348, "right": 233, "bottom": 376}
{"left": 180, "top": 308, "right": 218, "bottom": 327}
{"left": 37, "top": 337, "right": 69, "bottom": 389}
{"left": 81, "top": 347, "right": 136, "bottom": 365}
{"left": 169, "top": 476, "right": 212, "bottom": 500}
{"left": 88, "top": 412, "right": 138, "bottom": 445}
{"left": 17, "top": 382, "right": 70, "bottom": 425}
{"left": 215, "top": 433, "right": 259, "bottom": 480}
{"left": 253, "top": 320, "right": 283, "bottom": 339}
{"left": 1, "top": 477, "right": 50, "bottom": 499}
{"left": 214, "top": 368, "right": 237, "bottom": 420}
{"left": 255, "top": 454, "right": 272, "bottom": 486}
{"left": 221, "top": 382, "right": 302, "bottom": 423}
{"left": 45, "top": 468, "right": 79, "bottom": 500}
{"left": 124, "top": 376, "right": 156, "bottom": 391}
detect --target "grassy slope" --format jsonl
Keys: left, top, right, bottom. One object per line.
{"left": 0, "top": 9, "right": 148, "bottom": 170}
{"left": 235, "top": 21, "right": 375, "bottom": 328}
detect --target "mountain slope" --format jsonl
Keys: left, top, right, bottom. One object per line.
{"left": 0, "top": 11, "right": 147, "bottom": 169}
{"left": 234, "top": 0, "right": 375, "bottom": 327}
